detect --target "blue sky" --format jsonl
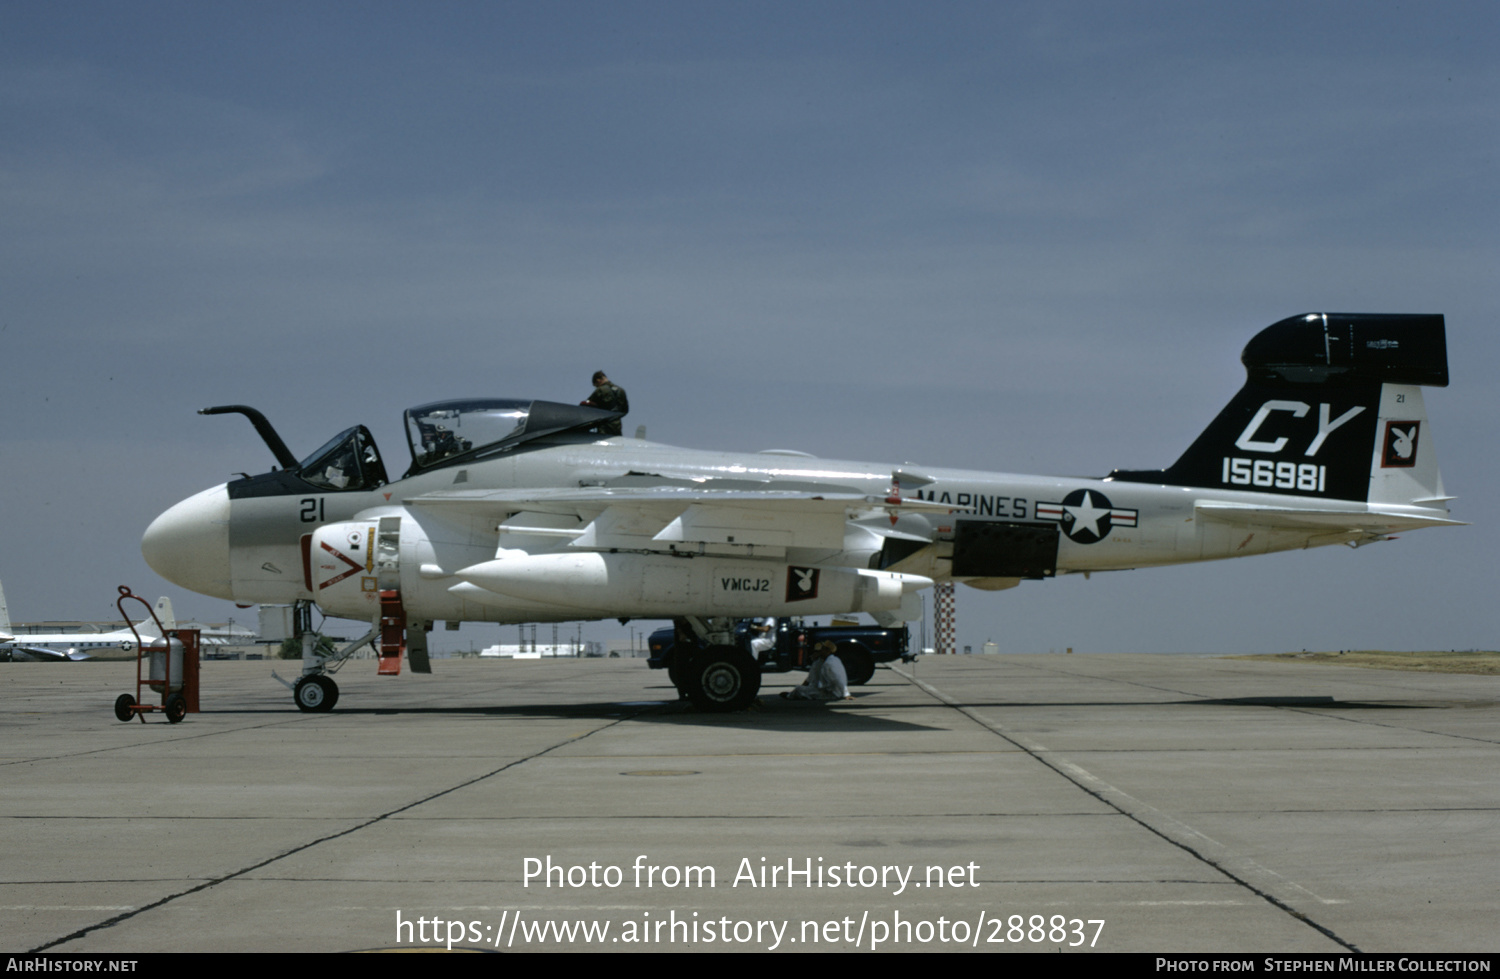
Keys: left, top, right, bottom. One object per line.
{"left": 3, "top": 2, "right": 1495, "bottom": 654}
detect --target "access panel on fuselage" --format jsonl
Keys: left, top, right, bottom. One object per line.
{"left": 949, "top": 520, "right": 1059, "bottom": 579}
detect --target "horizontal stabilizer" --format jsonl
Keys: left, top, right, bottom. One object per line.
{"left": 1195, "top": 502, "right": 1465, "bottom": 534}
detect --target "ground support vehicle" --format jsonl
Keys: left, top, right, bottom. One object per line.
{"left": 648, "top": 617, "right": 911, "bottom": 711}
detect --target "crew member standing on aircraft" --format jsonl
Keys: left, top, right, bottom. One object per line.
{"left": 582, "top": 371, "right": 629, "bottom": 437}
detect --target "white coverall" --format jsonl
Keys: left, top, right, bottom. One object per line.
{"left": 749, "top": 618, "right": 777, "bottom": 658}
{"left": 785, "top": 652, "right": 849, "bottom": 701}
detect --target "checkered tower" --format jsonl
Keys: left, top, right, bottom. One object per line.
{"left": 934, "top": 581, "right": 956, "bottom": 655}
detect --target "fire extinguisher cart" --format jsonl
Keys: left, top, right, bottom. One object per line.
{"left": 112, "top": 585, "right": 200, "bottom": 724}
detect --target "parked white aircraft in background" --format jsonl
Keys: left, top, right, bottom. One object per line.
{"left": 0, "top": 581, "right": 175, "bottom": 657}
{"left": 142, "top": 313, "right": 1460, "bottom": 713}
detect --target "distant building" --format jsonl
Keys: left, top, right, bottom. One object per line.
{"left": 478, "top": 642, "right": 600, "bottom": 659}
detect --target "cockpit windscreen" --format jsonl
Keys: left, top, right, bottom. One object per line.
{"left": 298, "top": 426, "right": 388, "bottom": 491}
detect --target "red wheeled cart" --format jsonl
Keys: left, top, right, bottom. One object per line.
{"left": 112, "top": 585, "right": 200, "bottom": 724}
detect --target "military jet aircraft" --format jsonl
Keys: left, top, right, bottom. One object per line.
{"left": 142, "top": 313, "right": 1460, "bottom": 713}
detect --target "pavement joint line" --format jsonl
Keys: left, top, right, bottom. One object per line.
{"left": 940, "top": 658, "right": 1500, "bottom": 747}
{"left": 890, "top": 663, "right": 1362, "bottom": 953}
{"left": 1269, "top": 704, "right": 1500, "bottom": 747}
{"left": 25, "top": 704, "right": 657, "bottom": 953}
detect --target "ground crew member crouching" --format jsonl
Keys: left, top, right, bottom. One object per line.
{"left": 781, "top": 641, "right": 852, "bottom": 701}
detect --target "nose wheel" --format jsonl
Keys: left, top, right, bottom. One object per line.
{"left": 293, "top": 674, "right": 339, "bottom": 712}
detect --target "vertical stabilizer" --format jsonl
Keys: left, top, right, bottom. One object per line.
{"left": 155, "top": 596, "right": 177, "bottom": 631}
{"left": 1110, "top": 313, "right": 1448, "bottom": 505}
{"left": 0, "top": 581, "right": 10, "bottom": 631}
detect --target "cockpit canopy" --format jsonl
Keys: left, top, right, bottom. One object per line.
{"left": 218, "top": 398, "right": 622, "bottom": 499}
{"left": 403, "top": 399, "right": 621, "bottom": 474}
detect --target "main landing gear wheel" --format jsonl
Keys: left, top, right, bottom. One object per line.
{"left": 836, "top": 644, "right": 876, "bottom": 686}
{"left": 293, "top": 674, "right": 339, "bottom": 712}
{"left": 114, "top": 693, "right": 136, "bottom": 722}
{"left": 684, "top": 645, "right": 761, "bottom": 713}
{"left": 164, "top": 693, "right": 188, "bottom": 724}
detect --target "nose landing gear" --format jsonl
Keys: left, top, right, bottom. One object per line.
{"left": 293, "top": 674, "right": 339, "bottom": 712}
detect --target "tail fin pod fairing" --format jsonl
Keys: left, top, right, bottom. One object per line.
{"left": 1109, "top": 313, "right": 1449, "bottom": 508}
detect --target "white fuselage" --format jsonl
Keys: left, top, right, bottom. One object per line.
{"left": 144, "top": 432, "right": 1446, "bottom": 627}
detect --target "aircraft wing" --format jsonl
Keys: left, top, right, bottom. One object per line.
{"left": 1194, "top": 502, "right": 1466, "bottom": 535}
{"left": 405, "top": 485, "right": 952, "bottom": 552}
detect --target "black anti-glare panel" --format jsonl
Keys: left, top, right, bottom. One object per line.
{"left": 950, "top": 520, "right": 1058, "bottom": 579}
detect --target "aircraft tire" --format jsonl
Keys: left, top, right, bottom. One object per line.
{"left": 293, "top": 675, "right": 339, "bottom": 713}
{"left": 164, "top": 693, "right": 188, "bottom": 724}
{"left": 114, "top": 693, "right": 136, "bottom": 722}
{"left": 684, "top": 645, "right": 760, "bottom": 713}
{"left": 835, "top": 644, "right": 876, "bottom": 686}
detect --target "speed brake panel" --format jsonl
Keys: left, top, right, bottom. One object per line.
{"left": 950, "top": 520, "right": 1058, "bottom": 579}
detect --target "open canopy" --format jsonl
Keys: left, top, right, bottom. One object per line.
{"left": 216, "top": 398, "right": 622, "bottom": 498}
{"left": 403, "top": 398, "right": 622, "bottom": 474}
